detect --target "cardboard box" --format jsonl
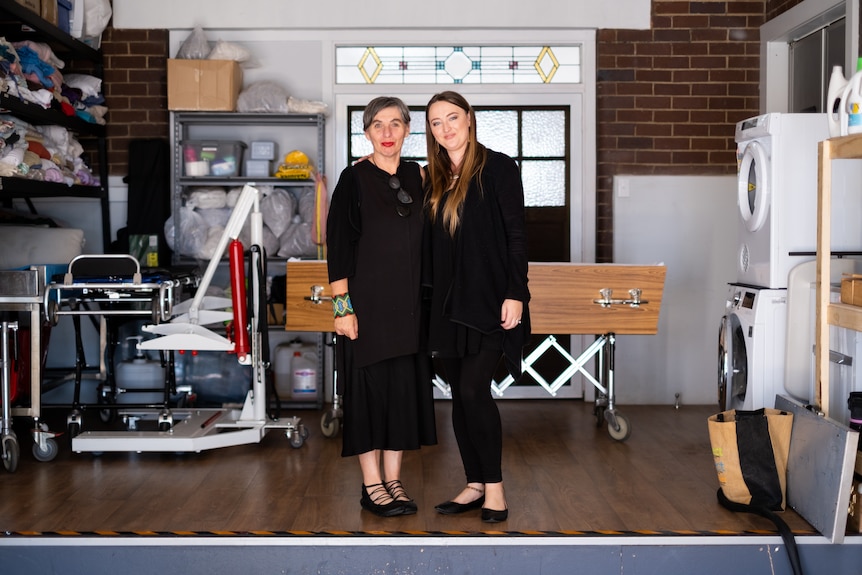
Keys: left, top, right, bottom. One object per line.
{"left": 841, "top": 274, "right": 862, "bottom": 306}
{"left": 167, "top": 59, "right": 243, "bottom": 111}
{"left": 267, "top": 303, "right": 285, "bottom": 326}
{"left": 41, "top": 0, "right": 58, "bottom": 26}
{"left": 14, "top": 0, "right": 40, "bottom": 15}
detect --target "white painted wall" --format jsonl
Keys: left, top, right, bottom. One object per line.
{"left": 163, "top": 28, "right": 596, "bottom": 262}
{"left": 112, "top": 0, "right": 651, "bottom": 30}
{"left": 613, "top": 175, "right": 737, "bottom": 406}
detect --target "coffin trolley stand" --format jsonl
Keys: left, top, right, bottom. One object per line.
{"left": 66, "top": 185, "right": 308, "bottom": 453}
{"left": 286, "top": 261, "right": 666, "bottom": 441}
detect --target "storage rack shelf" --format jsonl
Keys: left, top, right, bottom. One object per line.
{"left": 170, "top": 111, "right": 325, "bottom": 266}
{"left": 0, "top": 1, "right": 110, "bottom": 249}
{"left": 170, "top": 111, "right": 327, "bottom": 410}
{"left": 0, "top": 93, "right": 106, "bottom": 136}
{"left": 815, "top": 134, "right": 862, "bottom": 416}
{"left": 0, "top": 0, "right": 100, "bottom": 60}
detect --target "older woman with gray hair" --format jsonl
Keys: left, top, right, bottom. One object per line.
{"left": 326, "top": 96, "right": 437, "bottom": 517}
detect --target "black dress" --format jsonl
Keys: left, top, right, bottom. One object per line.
{"left": 326, "top": 159, "right": 437, "bottom": 457}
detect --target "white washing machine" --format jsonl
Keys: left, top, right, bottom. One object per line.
{"left": 718, "top": 284, "right": 788, "bottom": 410}
{"left": 735, "top": 113, "right": 828, "bottom": 289}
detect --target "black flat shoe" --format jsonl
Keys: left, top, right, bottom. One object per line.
{"left": 481, "top": 507, "right": 509, "bottom": 523}
{"left": 384, "top": 479, "right": 417, "bottom": 515}
{"left": 434, "top": 496, "right": 485, "bottom": 515}
{"left": 361, "top": 483, "right": 406, "bottom": 517}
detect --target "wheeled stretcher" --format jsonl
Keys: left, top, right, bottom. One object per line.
{"left": 44, "top": 254, "right": 197, "bottom": 437}
{"left": 284, "top": 261, "right": 666, "bottom": 441}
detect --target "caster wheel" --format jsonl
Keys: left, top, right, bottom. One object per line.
{"left": 32, "top": 438, "right": 58, "bottom": 462}
{"left": 2, "top": 434, "right": 19, "bottom": 472}
{"left": 99, "top": 404, "right": 117, "bottom": 424}
{"left": 99, "top": 409, "right": 113, "bottom": 424}
{"left": 46, "top": 299, "right": 59, "bottom": 326}
{"left": 594, "top": 405, "right": 606, "bottom": 428}
{"left": 289, "top": 431, "right": 304, "bottom": 449}
{"left": 158, "top": 421, "right": 172, "bottom": 432}
{"left": 320, "top": 413, "right": 340, "bottom": 438}
{"left": 607, "top": 413, "right": 632, "bottom": 442}
{"left": 98, "top": 388, "right": 117, "bottom": 424}
{"left": 68, "top": 421, "right": 81, "bottom": 438}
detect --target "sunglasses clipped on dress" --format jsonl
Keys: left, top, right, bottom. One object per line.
{"left": 389, "top": 175, "right": 413, "bottom": 217}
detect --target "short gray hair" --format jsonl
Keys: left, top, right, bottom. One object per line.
{"left": 363, "top": 96, "right": 411, "bottom": 130}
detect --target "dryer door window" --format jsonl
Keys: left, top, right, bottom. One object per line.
{"left": 728, "top": 313, "right": 748, "bottom": 407}
{"left": 737, "top": 140, "right": 770, "bottom": 233}
{"left": 717, "top": 315, "right": 729, "bottom": 409}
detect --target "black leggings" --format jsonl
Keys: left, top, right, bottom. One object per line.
{"left": 442, "top": 350, "right": 504, "bottom": 484}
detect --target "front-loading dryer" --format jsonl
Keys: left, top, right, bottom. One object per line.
{"left": 735, "top": 113, "right": 829, "bottom": 289}
{"left": 718, "top": 284, "right": 788, "bottom": 410}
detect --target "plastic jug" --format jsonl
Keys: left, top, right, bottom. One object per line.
{"left": 827, "top": 65, "right": 849, "bottom": 137}
{"left": 838, "top": 58, "right": 862, "bottom": 136}
{"left": 115, "top": 336, "right": 163, "bottom": 404}
{"left": 291, "top": 350, "right": 318, "bottom": 400}
{"left": 274, "top": 341, "right": 316, "bottom": 399}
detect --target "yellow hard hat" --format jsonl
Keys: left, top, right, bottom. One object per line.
{"left": 284, "top": 150, "right": 309, "bottom": 165}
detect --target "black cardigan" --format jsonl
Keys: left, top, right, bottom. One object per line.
{"left": 425, "top": 149, "right": 531, "bottom": 379}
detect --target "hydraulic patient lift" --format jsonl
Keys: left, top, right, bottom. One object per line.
{"left": 69, "top": 184, "right": 307, "bottom": 453}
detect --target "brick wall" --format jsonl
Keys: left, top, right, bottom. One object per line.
{"left": 102, "top": 1, "right": 804, "bottom": 260}
{"left": 101, "top": 27, "right": 169, "bottom": 177}
{"left": 767, "top": 0, "right": 804, "bottom": 21}
{"left": 596, "top": 1, "right": 766, "bottom": 261}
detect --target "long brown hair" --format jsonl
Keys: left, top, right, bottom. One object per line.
{"left": 424, "top": 91, "right": 487, "bottom": 236}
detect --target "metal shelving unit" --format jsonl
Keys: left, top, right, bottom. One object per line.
{"left": 170, "top": 112, "right": 327, "bottom": 410}
{"left": 0, "top": 1, "right": 110, "bottom": 249}
{"left": 170, "top": 112, "right": 325, "bottom": 265}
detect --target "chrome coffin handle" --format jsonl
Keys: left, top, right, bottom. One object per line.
{"left": 592, "top": 288, "right": 649, "bottom": 308}
{"left": 304, "top": 284, "right": 332, "bottom": 304}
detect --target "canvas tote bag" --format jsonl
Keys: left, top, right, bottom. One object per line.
{"left": 708, "top": 408, "right": 801, "bottom": 575}
{"left": 708, "top": 407, "right": 793, "bottom": 510}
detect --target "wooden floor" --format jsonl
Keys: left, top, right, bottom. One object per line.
{"left": 1, "top": 399, "right": 817, "bottom": 536}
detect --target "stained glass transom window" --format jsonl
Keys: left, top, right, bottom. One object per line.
{"left": 348, "top": 106, "right": 568, "bottom": 207}
{"left": 336, "top": 45, "right": 581, "bottom": 84}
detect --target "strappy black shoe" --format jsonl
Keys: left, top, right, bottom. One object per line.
{"left": 384, "top": 479, "right": 417, "bottom": 515}
{"left": 361, "top": 483, "right": 407, "bottom": 517}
